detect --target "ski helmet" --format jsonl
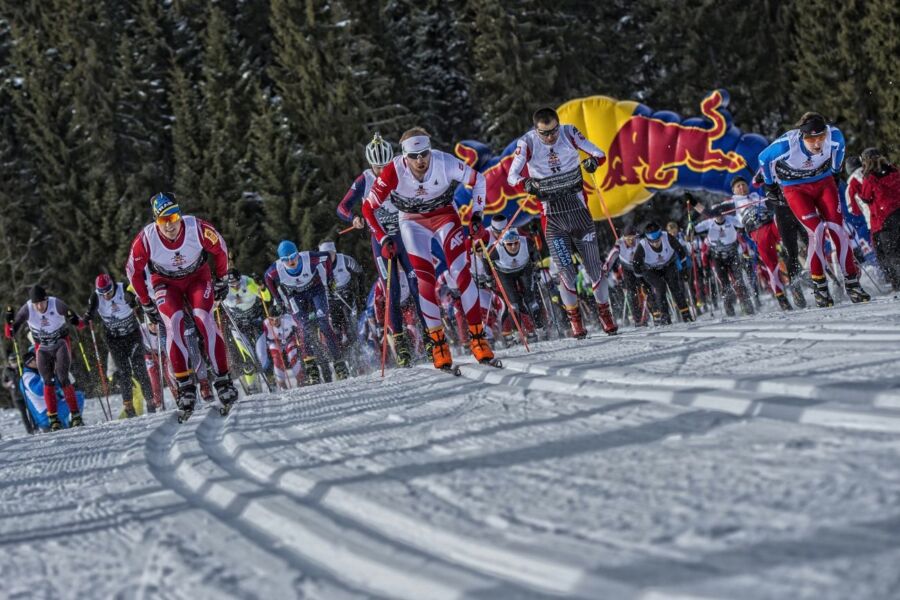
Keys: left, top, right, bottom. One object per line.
{"left": 151, "top": 192, "right": 180, "bottom": 219}
{"left": 277, "top": 240, "right": 299, "bottom": 260}
{"left": 95, "top": 273, "right": 114, "bottom": 295}
{"left": 365, "top": 133, "right": 393, "bottom": 167}
{"left": 225, "top": 268, "right": 241, "bottom": 286}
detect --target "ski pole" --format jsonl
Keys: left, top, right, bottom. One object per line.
{"left": 588, "top": 172, "right": 619, "bottom": 241}
{"left": 381, "top": 258, "right": 393, "bottom": 377}
{"left": 338, "top": 225, "right": 356, "bottom": 235}
{"left": 11, "top": 336, "right": 22, "bottom": 376}
{"left": 87, "top": 323, "right": 112, "bottom": 421}
{"left": 478, "top": 239, "right": 530, "bottom": 352}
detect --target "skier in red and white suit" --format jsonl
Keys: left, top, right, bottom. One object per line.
{"left": 362, "top": 127, "right": 494, "bottom": 369}
{"left": 125, "top": 193, "right": 237, "bottom": 413}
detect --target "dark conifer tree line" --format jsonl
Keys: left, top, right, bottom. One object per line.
{"left": 0, "top": 0, "right": 896, "bottom": 303}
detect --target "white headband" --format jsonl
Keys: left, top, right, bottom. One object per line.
{"left": 401, "top": 135, "right": 431, "bottom": 155}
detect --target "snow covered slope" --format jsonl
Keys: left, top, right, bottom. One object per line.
{"left": 2, "top": 299, "right": 900, "bottom": 599}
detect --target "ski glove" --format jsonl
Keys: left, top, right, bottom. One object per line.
{"left": 523, "top": 178, "right": 540, "bottom": 196}
{"left": 581, "top": 156, "right": 605, "bottom": 174}
{"left": 469, "top": 213, "right": 483, "bottom": 235}
{"left": 214, "top": 279, "right": 229, "bottom": 302}
{"left": 142, "top": 301, "right": 160, "bottom": 324}
{"left": 4, "top": 306, "right": 13, "bottom": 325}
{"left": 380, "top": 238, "right": 396, "bottom": 259}
{"left": 763, "top": 183, "right": 781, "bottom": 204}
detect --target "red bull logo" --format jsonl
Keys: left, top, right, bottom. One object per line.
{"left": 601, "top": 90, "right": 746, "bottom": 191}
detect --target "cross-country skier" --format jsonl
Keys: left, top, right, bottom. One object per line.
{"left": 16, "top": 347, "right": 85, "bottom": 432}
{"left": 338, "top": 133, "right": 428, "bottom": 362}
{"left": 257, "top": 305, "right": 303, "bottom": 390}
{"left": 605, "top": 226, "right": 649, "bottom": 326}
{"left": 221, "top": 268, "right": 268, "bottom": 377}
{"left": 84, "top": 273, "right": 156, "bottom": 416}
{"left": 125, "top": 192, "right": 238, "bottom": 419}
{"left": 692, "top": 206, "right": 755, "bottom": 316}
{"left": 632, "top": 222, "right": 693, "bottom": 325}
{"left": 728, "top": 177, "right": 796, "bottom": 310}
{"left": 758, "top": 112, "right": 869, "bottom": 306}
{"left": 858, "top": 148, "right": 900, "bottom": 291}
{"left": 361, "top": 127, "right": 495, "bottom": 370}
{"left": 5, "top": 285, "right": 85, "bottom": 430}
{"left": 506, "top": 107, "right": 618, "bottom": 338}
{"left": 264, "top": 240, "right": 350, "bottom": 383}
{"left": 317, "top": 241, "right": 364, "bottom": 353}
{"left": 488, "top": 230, "right": 543, "bottom": 341}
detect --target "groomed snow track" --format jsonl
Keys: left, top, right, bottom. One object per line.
{"left": 2, "top": 298, "right": 900, "bottom": 599}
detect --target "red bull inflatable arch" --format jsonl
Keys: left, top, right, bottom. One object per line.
{"left": 454, "top": 89, "right": 768, "bottom": 225}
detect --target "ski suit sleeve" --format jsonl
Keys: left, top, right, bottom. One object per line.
{"left": 311, "top": 252, "right": 334, "bottom": 282}
{"left": 632, "top": 245, "right": 646, "bottom": 276}
{"left": 263, "top": 265, "right": 281, "bottom": 305}
{"left": 507, "top": 137, "right": 530, "bottom": 186}
{"left": 12, "top": 304, "right": 29, "bottom": 337}
{"left": 123, "top": 288, "right": 138, "bottom": 308}
{"left": 859, "top": 177, "right": 876, "bottom": 204}
{"left": 693, "top": 220, "right": 711, "bottom": 234}
{"left": 668, "top": 233, "right": 687, "bottom": 262}
{"left": 846, "top": 175, "right": 863, "bottom": 215}
{"left": 362, "top": 161, "right": 399, "bottom": 244}
{"left": 604, "top": 245, "right": 621, "bottom": 273}
{"left": 566, "top": 125, "right": 606, "bottom": 161}
{"left": 125, "top": 230, "right": 152, "bottom": 305}
{"left": 337, "top": 173, "right": 368, "bottom": 222}
{"left": 450, "top": 156, "right": 486, "bottom": 215}
{"left": 197, "top": 219, "right": 230, "bottom": 279}
{"left": 757, "top": 135, "right": 791, "bottom": 185}
{"left": 84, "top": 292, "right": 99, "bottom": 321}
{"left": 829, "top": 127, "right": 846, "bottom": 174}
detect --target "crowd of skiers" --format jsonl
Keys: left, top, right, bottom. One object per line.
{"left": 3, "top": 108, "right": 899, "bottom": 434}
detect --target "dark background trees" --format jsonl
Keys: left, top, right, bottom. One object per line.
{"left": 0, "top": 0, "right": 896, "bottom": 304}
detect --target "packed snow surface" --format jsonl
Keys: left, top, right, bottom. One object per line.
{"left": 2, "top": 299, "right": 900, "bottom": 599}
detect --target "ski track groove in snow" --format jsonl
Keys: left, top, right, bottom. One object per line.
{"left": 2, "top": 297, "right": 900, "bottom": 598}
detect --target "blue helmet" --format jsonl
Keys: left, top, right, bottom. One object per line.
{"left": 502, "top": 230, "right": 520, "bottom": 245}
{"left": 277, "top": 240, "right": 299, "bottom": 260}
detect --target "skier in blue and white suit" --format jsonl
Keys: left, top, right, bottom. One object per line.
{"left": 18, "top": 348, "right": 84, "bottom": 432}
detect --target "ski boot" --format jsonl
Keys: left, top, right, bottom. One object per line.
{"left": 69, "top": 411, "right": 84, "bottom": 427}
{"left": 565, "top": 307, "right": 587, "bottom": 339}
{"left": 393, "top": 332, "right": 413, "bottom": 367}
{"left": 739, "top": 296, "right": 755, "bottom": 315}
{"left": 812, "top": 276, "right": 834, "bottom": 308}
{"left": 844, "top": 276, "right": 871, "bottom": 303}
{"left": 175, "top": 378, "right": 197, "bottom": 423}
{"left": 679, "top": 307, "right": 694, "bottom": 323}
{"left": 303, "top": 357, "right": 322, "bottom": 385}
{"left": 791, "top": 285, "right": 807, "bottom": 309}
{"left": 776, "top": 292, "right": 793, "bottom": 311}
{"left": 427, "top": 327, "right": 453, "bottom": 371}
{"left": 468, "top": 323, "right": 495, "bottom": 365}
{"left": 123, "top": 400, "right": 137, "bottom": 418}
{"left": 597, "top": 302, "right": 618, "bottom": 335}
{"left": 213, "top": 372, "right": 238, "bottom": 414}
{"left": 651, "top": 310, "right": 670, "bottom": 326}
{"left": 199, "top": 379, "right": 214, "bottom": 402}
{"left": 48, "top": 412, "right": 62, "bottom": 431}
{"left": 333, "top": 360, "right": 351, "bottom": 380}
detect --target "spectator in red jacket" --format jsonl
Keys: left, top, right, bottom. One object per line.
{"left": 859, "top": 148, "right": 900, "bottom": 291}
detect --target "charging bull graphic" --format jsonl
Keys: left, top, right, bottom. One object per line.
{"left": 454, "top": 89, "right": 768, "bottom": 222}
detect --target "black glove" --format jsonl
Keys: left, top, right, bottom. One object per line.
{"left": 142, "top": 301, "right": 160, "bottom": 324}
{"left": 470, "top": 212, "right": 483, "bottom": 234}
{"left": 214, "top": 279, "right": 229, "bottom": 302}
{"left": 763, "top": 182, "right": 781, "bottom": 203}
{"left": 67, "top": 311, "right": 80, "bottom": 326}
{"left": 581, "top": 156, "right": 602, "bottom": 174}
{"left": 523, "top": 178, "right": 540, "bottom": 195}
{"left": 4, "top": 306, "right": 13, "bottom": 325}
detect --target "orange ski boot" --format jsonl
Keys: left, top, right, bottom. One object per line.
{"left": 597, "top": 302, "right": 618, "bottom": 335}
{"left": 565, "top": 307, "right": 587, "bottom": 339}
{"left": 428, "top": 327, "right": 453, "bottom": 370}
{"left": 468, "top": 323, "right": 495, "bottom": 364}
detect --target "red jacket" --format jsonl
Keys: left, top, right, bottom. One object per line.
{"left": 860, "top": 168, "right": 900, "bottom": 233}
